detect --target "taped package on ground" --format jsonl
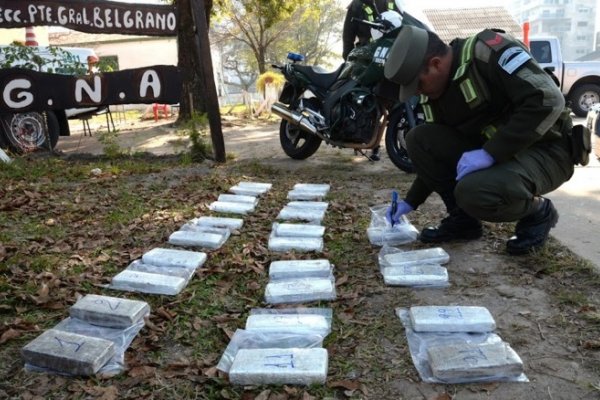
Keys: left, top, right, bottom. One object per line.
{"left": 245, "top": 308, "right": 333, "bottom": 337}
{"left": 216, "top": 329, "right": 324, "bottom": 373}
{"left": 228, "top": 347, "right": 328, "bottom": 386}
{"left": 229, "top": 181, "right": 272, "bottom": 196}
{"left": 269, "top": 259, "right": 333, "bottom": 281}
{"left": 380, "top": 246, "right": 450, "bottom": 269}
{"left": 395, "top": 307, "right": 527, "bottom": 384}
{"left": 272, "top": 222, "right": 325, "bottom": 238}
{"left": 185, "top": 216, "right": 244, "bottom": 231}
{"left": 265, "top": 277, "right": 336, "bottom": 304}
{"left": 367, "top": 205, "right": 418, "bottom": 246}
{"left": 23, "top": 312, "right": 146, "bottom": 377}
{"left": 268, "top": 232, "right": 324, "bottom": 253}
{"left": 382, "top": 264, "right": 449, "bottom": 287}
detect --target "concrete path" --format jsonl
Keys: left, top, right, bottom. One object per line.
{"left": 547, "top": 121, "right": 600, "bottom": 271}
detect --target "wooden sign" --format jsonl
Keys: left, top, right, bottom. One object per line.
{"left": 0, "top": 66, "right": 181, "bottom": 113}
{"left": 0, "top": 0, "right": 177, "bottom": 36}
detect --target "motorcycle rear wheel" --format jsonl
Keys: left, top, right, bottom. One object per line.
{"left": 279, "top": 119, "right": 322, "bottom": 160}
{"left": 385, "top": 107, "right": 416, "bottom": 173}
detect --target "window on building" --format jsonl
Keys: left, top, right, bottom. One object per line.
{"left": 577, "top": 21, "right": 589, "bottom": 27}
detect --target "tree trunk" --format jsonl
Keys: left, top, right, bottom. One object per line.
{"left": 175, "top": 0, "right": 211, "bottom": 122}
{"left": 175, "top": 0, "right": 225, "bottom": 163}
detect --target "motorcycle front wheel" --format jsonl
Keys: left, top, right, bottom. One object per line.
{"left": 385, "top": 106, "right": 416, "bottom": 173}
{"left": 279, "top": 119, "right": 322, "bottom": 160}
{"left": 0, "top": 111, "right": 60, "bottom": 154}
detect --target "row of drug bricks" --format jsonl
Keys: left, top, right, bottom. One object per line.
{"left": 20, "top": 181, "right": 337, "bottom": 385}
{"left": 21, "top": 181, "right": 527, "bottom": 385}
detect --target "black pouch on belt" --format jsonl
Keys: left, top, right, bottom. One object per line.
{"left": 569, "top": 124, "right": 591, "bottom": 166}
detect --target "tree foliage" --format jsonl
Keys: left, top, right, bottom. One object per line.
{"left": 212, "top": 0, "right": 344, "bottom": 96}
{"left": 213, "top": 0, "right": 303, "bottom": 74}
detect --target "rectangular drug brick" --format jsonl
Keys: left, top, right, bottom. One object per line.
{"left": 110, "top": 270, "right": 187, "bottom": 296}
{"left": 22, "top": 329, "right": 115, "bottom": 376}
{"left": 229, "top": 348, "right": 328, "bottom": 386}
{"left": 265, "top": 278, "right": 335, "bottom": 304}
{"left": 127, "top": 259, "right": 196, "bottom": 281}
{"left": 142, "top": 248, "right": 207, "bottom": 269}
{"left": 269, "top": 259, "right": 332, "bottom": 280}
{"left": 69, "top": 294, "right": 150, "bottom": 328}
{"left": 287, "top": 189, "right": 325, "bottom": 201}
{"left": 286, "top": 201, "right": 329, "bottom": 211}
{"left": 245, "top": 313, "right": 331, "bottom": 335}
{"left": 272, "top": 222, "right": 325, "bottom": 238}
{"left": 191, "top": 216, "right": 244, "bottom": 230}
{"left": 367, "top": 226, "right": 418, "bottom": 246}
{"left": 293, "top": 183, "right": 330, "bottom": 193}
{"left": 168, "top": 229, "right": 229, "bottom": 249}
{"left": 209, "top": 201, "right": 255, "bottom": 214}
{"left": 217, "top": 193, "right": 258, "bottom": 205}
{"left": 229, "top": 182, "right": 272, "bottom": 196}
{"left": 277, "top": 206, "right": 326, "bottom": 222}
{"left": 383, "top": 247, "right": 450, "bottom": 267}
{"left": 427, "top": 341, "right": 524, "bottom": 381}
{"left": 238, "top": 182, "right": 272, "bottom": 190}
{"left": 382, "top": 264, "right": 449, "bottom": 286}
{"left": 268, "top": 234, "right": 324, "bottom": 252}
{"left": 409, "top": 306, "right": 496, "bottom": 333}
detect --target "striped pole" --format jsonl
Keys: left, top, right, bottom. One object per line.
{"left": 25, "top": 26, "right": 38, "bottom": 46}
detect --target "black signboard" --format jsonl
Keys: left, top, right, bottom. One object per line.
{"left": 0, "top": 66, "right": 181, "bottom": 113}
{"left": 0, "top": 0, "right": 177, "bottom": 36}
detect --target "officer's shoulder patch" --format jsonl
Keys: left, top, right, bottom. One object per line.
{"left": 477, "top": 29, "right": 508, "bottom": 51}
{"left": 498, "top": 46, "right": 531, "bottom": 74}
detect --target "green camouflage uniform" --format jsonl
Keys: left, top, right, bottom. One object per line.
{"left": 404, "top": 30, "right": 575, "bottom": 222}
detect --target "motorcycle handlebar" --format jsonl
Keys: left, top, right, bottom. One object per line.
{"left": 351, "top": 17, "right": 387, "bottom": 31}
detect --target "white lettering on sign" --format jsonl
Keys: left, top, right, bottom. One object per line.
{"left": 140, "top": 70, "right": 161, "bottom": 98}
{"left": 75, "top": 75, "right": 102, "bottom": 103}
{"left": 4, "top": 79, "right": 33, "bottom": 109}
{"left": 13, "top": 3, "right": 176, "bottom": 35}
{"left": 0, "top": 8, "right": 22, "bottom": 23}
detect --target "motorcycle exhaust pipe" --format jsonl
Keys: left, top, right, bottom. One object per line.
{"left": 271, "top": 102, "right": 318, "bottom": 135}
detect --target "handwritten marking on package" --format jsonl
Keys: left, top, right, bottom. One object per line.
{"left": 94, "top": 298, "right": 121, "bottom": 311}
{"left": 54, "top": 336, "right": 84, "bottom": 353}
{"left": 437, "top": 307, "right": 464, "bottom": 319}
{"left": 458, "top": 347, "right": 488, "bottom": 364}
{"left": 264, "top": 354, "right": 295, "bottom": 368}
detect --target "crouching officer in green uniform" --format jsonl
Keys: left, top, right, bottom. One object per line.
{"left": 382, "top": 26, "right": 576, "bottom": 255}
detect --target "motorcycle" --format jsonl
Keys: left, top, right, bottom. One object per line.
{"left": 271, "top": 16, "right": 423, "bottom": 173}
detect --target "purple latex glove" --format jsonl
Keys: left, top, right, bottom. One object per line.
{"left": 456, "top": 149, "right": 495, "bottom": 180}
{"left": 385, "top": 200, "right": 414, "bottom": 225}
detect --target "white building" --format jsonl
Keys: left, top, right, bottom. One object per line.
{"left": 508, "top": 0, "right": 597, "bottom": 60}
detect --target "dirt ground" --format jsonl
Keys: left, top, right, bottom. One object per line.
{"left": 47, "top": 116, "right": 600, "bottom": 399}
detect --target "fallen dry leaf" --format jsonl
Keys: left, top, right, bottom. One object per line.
{"left": 127, "top": 365, "right": 156, "bottom": 378}
{"left": 0, "top": 328, "right": 21, "bottom": 344}
{"left": 328, "top": 380, "right": 361, "bottom": 391}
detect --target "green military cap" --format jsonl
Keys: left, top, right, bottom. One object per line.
{"left": 384, "top": 25, "right": 429, "bottom": 101}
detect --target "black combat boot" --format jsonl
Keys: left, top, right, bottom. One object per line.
{"left": 370, "top": 146, "right": 381, "bottom": 161}
{"left": 420, "top": 208, "right": 483, "bottom": 243}
{"left": 506, "top": 197, "right": 558, "bottom": 255}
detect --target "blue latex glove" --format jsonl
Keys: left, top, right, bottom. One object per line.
{"left": 456, "top": 149, "right": 495, "bottom": 181}
{"left": 386, "top": 200, "right": 414, "bottom": 225}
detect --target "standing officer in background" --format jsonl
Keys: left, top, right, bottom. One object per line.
{"left": 383, "top": 26, "right": 578, "bottom": 255}
{"left": 343, "top": 0, "right": 429, "bottom": 160}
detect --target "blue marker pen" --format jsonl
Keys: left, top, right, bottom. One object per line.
{"left": 391, "top": 191, "right": 398, "bottom": 227}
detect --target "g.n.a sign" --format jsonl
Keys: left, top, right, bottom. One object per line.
{"left": 0, "top": 0, "right": 177, "bottom": 36}
{"left": 0, "top": 66, "right": 182, "bottom": 113}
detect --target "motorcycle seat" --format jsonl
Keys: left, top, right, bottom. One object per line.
{"left": 293, "top": 64, "right": 344, "bottom": 90}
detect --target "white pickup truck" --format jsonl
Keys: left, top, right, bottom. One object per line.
{"left": 530, "top": 37, "right": 600, "bottom": 117}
